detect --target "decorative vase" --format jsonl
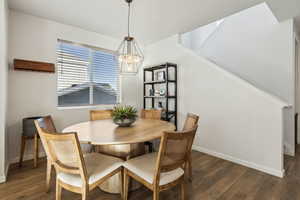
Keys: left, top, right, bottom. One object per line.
{"left": 113, "top": 118, "right": 136, "bottom": 127}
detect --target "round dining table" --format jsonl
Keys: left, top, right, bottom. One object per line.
{"left": 63, "top": 118, "right": 175, "bottom": 194}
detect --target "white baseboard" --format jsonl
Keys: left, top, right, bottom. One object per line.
{"left": 0, "top": 161, "right": 10, "bottom": 183}
{"left": 9, "top": 152, "right": 46, "bottom": 165}
{"left": 0, "top": 174, "right": 6, "bottom": 183}
{"left": 5, "top": 162, "right": 9, "bottom": 179}
{"left": 284, "top": 143, "right": 295, "bottom": 156}
{"left": 192, "top": 145, "right": 285, "bottom": 178}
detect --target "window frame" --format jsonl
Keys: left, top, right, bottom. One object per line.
{"left": 56, "top": 39, "right": 122, "bottom": 109}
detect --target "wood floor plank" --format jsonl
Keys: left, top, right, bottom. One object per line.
{"left": 1, "top": 150, "right": 300, "bottom": 200}
{"left": 194, "top": 163, "right": 248, "bottom": 200}
{"left": 217, "top": 169, "right": 268, "bottom": 200}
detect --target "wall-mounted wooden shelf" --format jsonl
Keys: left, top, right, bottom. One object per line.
{"left": 14, "top": 59, "right": 55, "bottom": 73}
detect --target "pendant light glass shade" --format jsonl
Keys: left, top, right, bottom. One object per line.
{"left": 117, "top": 36, "right": 144, "bottom": 74}
{"left": 117, "top": 0, "right": 144, "bottom": 75}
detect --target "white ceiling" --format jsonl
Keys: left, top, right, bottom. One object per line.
{"left": 8, "top": 0, "right": 300, "bottom": 44}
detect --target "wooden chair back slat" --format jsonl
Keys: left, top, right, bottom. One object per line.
{"left": 33, "top": 116, "right": 58, "bottom": 192}
{"left": 48, "top": 135, "right": 79, "bottom": 167}
{"left": 155, "top": 127, "right": 198, "bottom": 176}
{"left": 36, "top": 115, "right": 57, "bottom": 133}
{"left": 183, "top": 113, "right": 199, "bottom": 131}
{"left": 90, "top": 110, "right": 112, "bottom": 121}
{"left": 141, "top": 109, "right": 162, "bottom": 120}
{"left": 34, "top": 116, "right": 57, "bottom": 164}
{"left": 35, "top": 120, "right": 88, "bottom": 183}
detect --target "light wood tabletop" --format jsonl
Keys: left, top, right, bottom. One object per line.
{"left": 63, "top": 118, "right": 175, "bottom": 145}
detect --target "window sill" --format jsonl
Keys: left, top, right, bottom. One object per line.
{"left": 57, "top": 104, "right": 116, "bottom": 111}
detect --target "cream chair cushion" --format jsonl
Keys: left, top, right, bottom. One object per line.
{"left": 123, "top": 152, "right": 184, "bottom": 186}
{"left": 57, "top": 153, "right": 123, "bottom": 187}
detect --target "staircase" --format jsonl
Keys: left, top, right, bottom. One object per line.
{"left": 179, "top": 2, "right": 295, "bottom": 156}
{"left": 180, "top": 3, "right": 292, "bottom": 103}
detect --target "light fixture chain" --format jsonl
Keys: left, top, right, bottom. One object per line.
{"left": 117, "top": 0, "right": 143, "bottom": 75}
{"left": 127, "top": 2, "right": 131, "bottom": 37}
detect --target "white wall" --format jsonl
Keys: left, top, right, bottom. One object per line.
{"left": 0, "top": 0, "right": 8, "bottom": 183}
{"left": 296, "top": 36, "right": 300, "bottom": 144}
{"left": 7, "top": 11, "right": 139, "bottom": 163}
{"left": 142, "top": 35, "right": 287, "bottom": 177}
{"left": 181, "top": 20, "right": 223, "bottom": 51}
{"left": 183, "top": 3, "right": 295, "bottom": 104}
{"left": 182, "top": 3, "right": 296, "bottom": 156}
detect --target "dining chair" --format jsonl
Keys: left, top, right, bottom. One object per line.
{"left": 182, "top": 113, "right": 199, "bottom": 181}
{"left": 123, "top": 127, "right": 198, "bottom": 200}
{"left": 182, "top": 113, "right": 199, "bottom": 131}
{"left": 89, "top": 109, "right": 113, "bottom": 153}
{"left": 34, "top": 116, "right": 57, "bottom": 192}
{"left": 141, "top": 109, "right": 162, "bottom": 120}
{"left": 90, "top": 109, "right": 112, "bottom": 121}
{"left": 141, "top": 109, "right": 162, "bottom": 153}
{"left": 19, "top": 116, "right": 43, "bottom": 168}
{"left": 35, "top": 120, "right": 124, "bottom": 200}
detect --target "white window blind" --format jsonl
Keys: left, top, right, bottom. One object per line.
{"left": 57, "top": 40, "right": 120, "bottom": 107}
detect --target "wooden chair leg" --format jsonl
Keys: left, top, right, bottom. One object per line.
{"left": 153, "top": 188, "right": 159, "bottom": 200}
{"left": 82, "top": 186, "right": 88, "bottom": 200}
{"left": 56, "top": 180, "right": 62, "bottom": 200}
{"left": 188, "top": 155, "right": 192, "bottom": 182}
{"left": 82, "top": 193, "right": 87, "bottom": 200}
{"left": 34, "top": 134, "right": 39, "bottom": 168}
{"left": 46, "top": 159, "right": 52, "bottom": 192}
{"left": 124, "top": 169, "right": 129, "bottom": 200}
{"left": 180, "top": 179, "right": 186, "bottom": 200}
{"left": 119, "top": 170, "right": 124, "bottom": 199}
{"left": 19, "top": 136, "right": 26, "bottom": 167}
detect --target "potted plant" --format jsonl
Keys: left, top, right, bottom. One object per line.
{"left": 112, "top": 105, "right": 138, "bottom": 127}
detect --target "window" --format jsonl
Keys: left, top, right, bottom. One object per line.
{"left": 57, "top": 40, "right": 120, "bottom": 107}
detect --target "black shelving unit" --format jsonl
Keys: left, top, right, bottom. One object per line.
{"left": 143, "top": 62, "right": 178, "bottom": 129}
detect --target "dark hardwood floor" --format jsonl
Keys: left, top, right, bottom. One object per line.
{"left": 1, "top": 149, "right": 300, "bottom": 200}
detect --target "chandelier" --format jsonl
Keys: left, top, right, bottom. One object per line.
{"left": 117, "top": 0, "right": 144, "bottom": 75}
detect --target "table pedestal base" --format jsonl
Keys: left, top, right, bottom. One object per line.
{"left": 99, "top": 172, "right": 141, "bottom": 194}
{"left": 96, "top": 143, "right": 145, "bottom": 194}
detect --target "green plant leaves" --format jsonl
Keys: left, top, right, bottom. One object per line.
{"left": 111, "top": 105, "right": 138, "bottom": 121}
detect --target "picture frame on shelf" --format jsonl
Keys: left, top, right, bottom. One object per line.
{"left": 155, "top": 71, "right": 165, "bottom": 81}
{"left": 149, "top": 88, "right": 154, "bottom": 96}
